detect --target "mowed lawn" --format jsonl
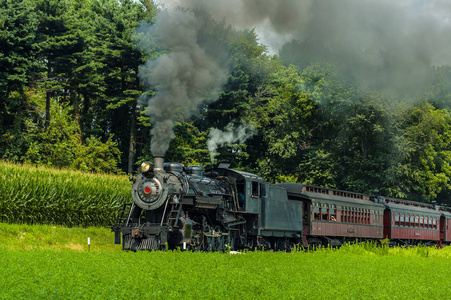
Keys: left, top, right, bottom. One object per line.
{"left": 1, "top": 223, "right": 451, "bottom": 299}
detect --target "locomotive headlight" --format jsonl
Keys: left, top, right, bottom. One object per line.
{"left": 141, "top": 161, "right": 151, "bottom": 173}
{"left": 143, "top": 185, "right": 152, "bottom": 195}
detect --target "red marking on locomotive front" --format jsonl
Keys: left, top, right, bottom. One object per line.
{"left": 143, "top": 186, "right": 151, "bottom": 194}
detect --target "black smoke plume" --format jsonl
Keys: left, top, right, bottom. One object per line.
{"left": 138, "top": 8, "right": 228, "bottom": 156}
{"left": 166, "top": 0, "right": 451, "bottom": 96}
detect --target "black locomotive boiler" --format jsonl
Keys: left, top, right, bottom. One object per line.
{"left": 112, "top": 157, "right": 303, "bottom": 251}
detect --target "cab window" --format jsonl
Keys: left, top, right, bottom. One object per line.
{"left": 251, "top": 182, "right": 260, "bottom": 197}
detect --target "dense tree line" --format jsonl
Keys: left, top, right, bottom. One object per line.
{"left": 2, "top": 0, "right": 451, "bottom": 205}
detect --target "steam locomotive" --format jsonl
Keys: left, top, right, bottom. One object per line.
{"left": 112, "top": 157, "right": 451, "bottom": 251}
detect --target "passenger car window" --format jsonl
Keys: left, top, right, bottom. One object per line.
{"left": 330, "top": 204, "right": 336, "bottom": 222}
{"left": 322, "top": 203, "right": 329, "bottom": 221}
{"left": 314, "top": 203, "right": 321, "bottom": 220}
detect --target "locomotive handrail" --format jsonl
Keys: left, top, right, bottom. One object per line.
{"left": 160, "top": 198, "right": 169, "bottom": 227}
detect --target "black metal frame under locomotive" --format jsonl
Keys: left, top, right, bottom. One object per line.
{"left": 112, "top": 157, "right": 451, "bottom": 251}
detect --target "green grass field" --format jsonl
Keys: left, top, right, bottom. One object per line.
{"left": 1, "top": 223, "right": 451, "bottom": 299}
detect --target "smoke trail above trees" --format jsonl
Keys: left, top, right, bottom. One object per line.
{"left": 161, "top": 0, "right": 451, "bottom": 95}
{"left": 139, "top": 0, "right": 451, "bottom": 156}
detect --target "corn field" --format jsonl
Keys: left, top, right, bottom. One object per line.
{"left": 0, "top": 161, "right": 131, "bottom": 227}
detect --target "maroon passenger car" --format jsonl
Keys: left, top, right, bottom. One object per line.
{"left": 278, "top": 183, "right": 451, "bottom": 247}
{"left": 381, "top": 198, "right": 441, "bottom": 245}
{"left": 278, "top": 184, "right": 385, "bottom": 247}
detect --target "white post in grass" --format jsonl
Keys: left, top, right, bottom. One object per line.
{"left": 88, "top": 237, "right": 90, "bottom": 252}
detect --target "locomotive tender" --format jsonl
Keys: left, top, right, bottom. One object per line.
{"left": 112, "top": 157, "right": 451, "bottom": 251}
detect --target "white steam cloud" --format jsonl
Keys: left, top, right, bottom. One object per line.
{"left": 207, "top": 122, "right": 256, "bottom": 162}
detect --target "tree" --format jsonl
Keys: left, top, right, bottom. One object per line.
{"left": 86, "top": 0, "right": 156, "bottom": 173}
{"left": 25, "top": 98, "right": 122, "bottom": 173}
{"left": 0, "top": 89, "right": 44, "bottom": 162}
{"left": 0, "top": 0, "right": 39, "bottom": 98}
{"left": 202, "top": 28, "right": 267, "bottom": 131}
{"left": 25, "top": 99, "right": 84, "bottom": 168}
{"left": 280, "top": 62, "right": 399, "bottom": 193}
{"left": 0, "top": 0, "right": 40, "bottom": 158}
{"left": 164, "top": 121, "right": 211, "bottom": 167}
{"left": 245, "top": 63, "right": 317, "bottom": 182}
{"left": 391, "top": 102, "right": 451, "bottom": 202}
{"left": 195, "top": 28, "right": 271, "bottom": 170}
{"left": 34, "top": 0, "right": 77, "bottom": 129}
{"left": 326, "top": 93, "right": 397, "bottom": 194}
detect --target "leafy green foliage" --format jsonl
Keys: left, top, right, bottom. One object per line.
{"left": 393, "top": 103, "right": 451, "bottom": 202}
{"left": 165, "top": 122, "right": 211, "bottom": 167}
{"left": 0, "top": 0, "right": 39, "bottom": 97}
{"left": 24, "top": 98, "right": 122, "bottom": 173}
{"left": 0, "top": 90, "right": 42, "bottom": 162}
{"left": 25, "top": 100, "right": 83, "bottom": 168}
{"left": 245, "top": 62, "right": 317, "bottom": 181}
{"left": 1, "top": 0, "right": 156, "bottom": 173}
{"left": 72, "top": 136, "right": 122, "bottom": 173}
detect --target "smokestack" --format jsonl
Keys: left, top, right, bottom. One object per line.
{"left": 154, "top": 156, "right": 164, "bottom": 172}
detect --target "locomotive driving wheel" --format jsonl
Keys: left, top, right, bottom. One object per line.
{"left": 190, "top": 232, "right": 204, "bottom": 250}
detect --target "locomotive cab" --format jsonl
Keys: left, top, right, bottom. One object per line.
{"left": 209, "top": 167, "right": 303, "bottom": 249}
{"left": 210, "top": 167, "right": 263, "bottom": 213}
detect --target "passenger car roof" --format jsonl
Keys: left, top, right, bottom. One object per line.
{"left": 383, "top": 202, "right": 442, "bottom": 216}
{"left": 301, "top": 191, "right": 385, "bottom": 208}
{"left": 277, "top": 183, "right": 384, "bottom": 208}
